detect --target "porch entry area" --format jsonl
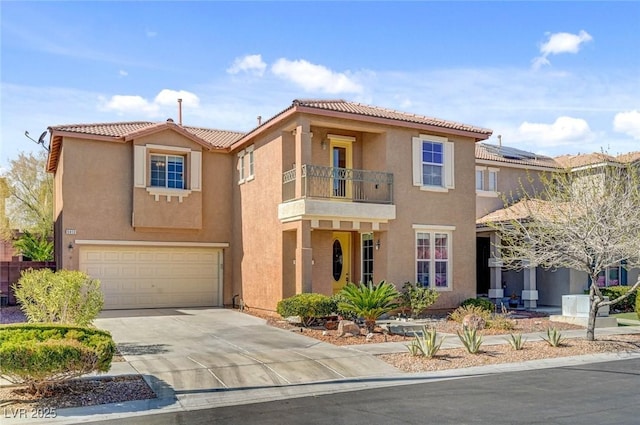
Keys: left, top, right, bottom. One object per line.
{"left": 282, "top": 224, "right": 380, "bottom": 299}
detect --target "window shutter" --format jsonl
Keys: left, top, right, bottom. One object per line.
{"left": 134, "top": 145, "right": 146, "bottom": 188}
{"left": 190, "top": 151, "right": 202, "bottom": 191}
{"left": 444, "top": 141, "right": 455, "bottom": 189}
{"left": 412, "top": 137, "right": 422, "bottom": 186}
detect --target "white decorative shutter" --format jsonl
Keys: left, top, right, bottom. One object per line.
{"left": 444, "top": 141, "right": 455, "bottom": 189}
{"left": 412, "top": 137, "right": 422, "bottom": 186}
{"left": 190, "top": 151, "right": 202, "bottom": 191}
{"left": 134, "top": 145, "right": 146, "bottom": 188}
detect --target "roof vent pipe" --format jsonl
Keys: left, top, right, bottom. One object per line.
{"left": 257, "top": 115, "right": 262, "bottom": 126}
{"left": 497, "top": 134, "right": 502, "bottom": 147}
{"left": 178, "top": 99, "right": 183, "bottom": 125}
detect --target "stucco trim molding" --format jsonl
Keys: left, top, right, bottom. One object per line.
{"left": 74, "top": 240, "right": 230, "bottom": 248}
{"left": 278, "top": 199, "right": 396, "bottom": 223}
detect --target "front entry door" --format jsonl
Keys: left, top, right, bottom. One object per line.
{"left": 332, "top": 232, "right": 351, "bottom": 294}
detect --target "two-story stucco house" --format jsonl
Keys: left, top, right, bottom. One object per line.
{"left": 475, "top": 148, "right": 640, "bottom": 308}
{"left": 47, "top": 99, "right": 492, "bottom": 311}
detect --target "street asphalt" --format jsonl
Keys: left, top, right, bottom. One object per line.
{"left": 3, "top": 308, "right": 640, "bottom": 424}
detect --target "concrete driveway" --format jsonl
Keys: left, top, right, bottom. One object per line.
{"left": 95, "top": 308, "right": 399, "bottom": 403}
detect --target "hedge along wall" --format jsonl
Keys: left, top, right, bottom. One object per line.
{"left": 0, "top": 262, "right": 56, "bottom": 305}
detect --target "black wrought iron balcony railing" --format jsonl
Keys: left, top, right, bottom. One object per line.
{"left": 283, "top": 165, "right": 393, "bottom": 204}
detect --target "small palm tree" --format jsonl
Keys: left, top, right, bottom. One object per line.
{"left": 338, "top": 281, "right": 400, "bottom": 333}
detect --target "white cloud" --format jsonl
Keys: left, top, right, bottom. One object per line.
{"left": 101, "top": 89, "right": 199, "bottom": 117}
{"left": 613, "top": 110, "right": 640, "bottom": 139}
{"left": 146, "top": 30, "right": 157, "bottom": 38}
{"left": 154, "top": 89, "right": 200, "bottom": 107}
{"left": 518, "top": 116, "right": 594, "bottom": 145}
{"left": 119, "top": 70, "right": 128, "bottom": 77}
{"left": 271, "top": 58, "right": 363, "bottom": 94}
{"left": 227, "top": 54, "right": 267, "bottom": 76}
{"left": 533, "top": 30, "right": 593, "bottom": 70}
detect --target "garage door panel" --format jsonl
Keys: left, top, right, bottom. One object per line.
{"left": 79, "top": 245, "right": 221, "bottom": 310}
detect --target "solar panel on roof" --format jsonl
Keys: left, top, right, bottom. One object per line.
{"left": 483, "top": 144, "right": 543, "bottom": 160}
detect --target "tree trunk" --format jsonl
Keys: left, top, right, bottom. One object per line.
{"left": 586, "top": 296, "right": 598, "bottom": 341}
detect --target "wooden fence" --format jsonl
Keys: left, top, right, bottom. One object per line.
{"left": 0, "top": 261, "right": 56, "bottom": 306}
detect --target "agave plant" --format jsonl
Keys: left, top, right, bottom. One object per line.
{"left": 338, "top": 281, "right": 400, "bottom": 333}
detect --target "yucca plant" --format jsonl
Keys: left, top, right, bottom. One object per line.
{"left": 338, "top": 281, "right": 400, "bottom": 333}
{"left": 457, "top": 326, "right": 483, "bottom": 354}
{"left": 410, "top": 326, "right": 445, "bottom": 358}
{"left": 542, "top": 327, "right": 565, "bottom": 347}
{"left": 506, "top": 333, "right": 526, "bottom": 350}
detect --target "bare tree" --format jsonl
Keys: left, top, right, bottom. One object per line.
{"left": 487, "top": 162, "right": 640, "bottom": 341}
{"left": 1, "top": 151, "right": 53, "bottom": 239}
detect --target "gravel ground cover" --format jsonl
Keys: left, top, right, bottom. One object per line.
{"left": 2, "top": 305, "right": 639, "bottom": 411}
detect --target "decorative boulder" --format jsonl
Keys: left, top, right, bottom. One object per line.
{"left": 337, "top": 320, "right": 361, "bottom": 337}
{"left": 462, "top": 314, "right": 486, "bottom": 330}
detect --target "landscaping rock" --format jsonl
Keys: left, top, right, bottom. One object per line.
{"left": 337, "top": 320, "right": 361, "bottom": 337}
{"left": 462, "top": 314, "right": 486, "bottom": 330}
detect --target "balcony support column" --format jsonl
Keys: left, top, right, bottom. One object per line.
{"left": 294, "top": 119, "right": 312, "bottom": 199}
{"left": 295, "top": 220, "right": 313, "bottom": 294}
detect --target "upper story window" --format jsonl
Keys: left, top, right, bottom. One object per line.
{"left": 476, "top": 166, "right": 499, "bottom": 197}
{"left": 412, "top": 134, "right": 454, "bottom": 192}
{"left": 237, "top": 145, "right": 255, "bottom": 184}
{"left": 475, "top": 169, "right": 484, "bottom": 191}
{"left": 134, "top": 144, "right": 201, "bottom": 202}
{"left": 151, "top": 154, "right": 185, "bottom": 189}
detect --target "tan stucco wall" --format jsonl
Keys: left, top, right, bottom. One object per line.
{"left": 55, "top": 133, "right": 234, "bottom": 303}
{"left": 476, "top": 166, "right": 548, "bottom": 218}
{"left": 382, "top": 128, "right": 478, "bottom": 309}
{"left": 231, "top": 128, "right": 287, "bottom": 311}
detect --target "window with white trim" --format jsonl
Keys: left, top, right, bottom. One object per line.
{"left": 488, "top": 169, "right": 498, "bottom": 192}
{"left": 475, "top": 169, "right": 484, "bottom": 191}
{"left": 237, "top": 145, "right": 255, "bottom": 184}
{"left": 412, "top": 134, "right": 454, "bottom": 191}
{"left": 151, "top": 154, "right": 185, "bottom": 189}
{"left": 416, "top": 229, "right": 452, "bottom": 290}
{"left": 595, "top": 262, "right": 627, "bottom": 287}
{"left": 133, "top": 144, "right": 201, "bottom": 202}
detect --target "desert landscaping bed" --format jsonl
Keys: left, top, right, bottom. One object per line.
{"left": 2, "top": 306, "right": 639, "bottom": 411}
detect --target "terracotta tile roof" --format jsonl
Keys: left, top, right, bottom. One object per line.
{"left": 476, "top": 143, "right": 561, "bottom": 169}
{"left": 553, "top": 152, "right": 620, "bottom": 169}
{"left": 243, "top": 99, "right": 493, "bottom": 141}
{"left": 294, "top": 99, "right": 493, "bottom": 135}
{"left": 476, "top": 199, "right": 564, "bottom": 225}
{"left": 49, "top": 121, "right": 244, "bottom": 149}
{"left": 616, "top": 151, "right": 640, "bottom": 164}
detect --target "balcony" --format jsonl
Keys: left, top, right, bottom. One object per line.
{"left": 279, "top": 165, "right": 396, "bottom": 223}
{"left": 283, "top": 165, "right": 393, "bottom": 204}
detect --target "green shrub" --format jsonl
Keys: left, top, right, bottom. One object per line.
{"left": 338, "top": 281, "right": 400, "bottom": 333}
{"left": 13, "top": 269, "right": 103, "bottom": 326}
{"left": 460, "top": 298, "right": 494, "bottom": 313}
{"left": 12, "top": 231, "right": 53, "bottom": 261}
{"left": 457, "top": 327, "right": 483, "bottom": 354}
{"left": 449, "top": 305, "right": 492, "bottom": 324}
{"left": 600, "top": 286, "right": 637, "bottom": 313}
{"left": 276, "top": 293, "right": 335, "bottom": 327}
{"left": 329, "top": 293, "right": 358, "bottom": 321}
{"left": 399, "top": 282, "right": 440, "bottom": 319}
{"left": 0, "top": 323, "right": 116, "bottom": 394}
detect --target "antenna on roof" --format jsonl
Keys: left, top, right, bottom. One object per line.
{"left": 177, "top": 98, "right": 183, "bottom": 126}
{"left": 24, "top": 130, "right": 50, "bottom": 152}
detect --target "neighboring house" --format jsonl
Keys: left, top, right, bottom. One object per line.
{"left": 476, "top": 149, "right": 640, "bottom": 307}
{"left": 47, "top": 99, "right": 492, "bottom": 311}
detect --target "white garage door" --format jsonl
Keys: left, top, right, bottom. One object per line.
{"left": 79, "top": 245, "right": 222, "bottom": 310}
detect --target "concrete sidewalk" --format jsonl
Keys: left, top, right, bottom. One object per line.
{"left": 5, "top": 310, "right": 640, "bottom": 425}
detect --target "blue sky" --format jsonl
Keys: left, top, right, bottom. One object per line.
{"left": 1, "top": 1, "right": 639, "bottom": 170}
